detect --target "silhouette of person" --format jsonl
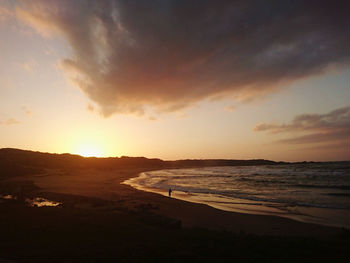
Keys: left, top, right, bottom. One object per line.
{"left": 168, "top": 188, "right": 172, "bottom": 197}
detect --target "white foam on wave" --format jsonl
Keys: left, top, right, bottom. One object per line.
{"left": 123, "top": 163, "right": 350, "bottom": 228}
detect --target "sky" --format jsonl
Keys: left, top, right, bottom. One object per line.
{"left": 0, "top": 0, "right": 350, "bottom": 161}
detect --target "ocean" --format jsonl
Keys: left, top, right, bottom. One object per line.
{"left": 124, "top": 162, "right": 350, "bottom": 228}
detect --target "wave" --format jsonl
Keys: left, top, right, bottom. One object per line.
{"left": 131, "top": 164, "right": 350, "bottom": 210}
{"left": 125, "top": 164, "right": 350, "bottom": 228}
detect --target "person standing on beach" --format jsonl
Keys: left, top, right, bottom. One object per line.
{"left": 168, "top": 188, "right": 172, "bottom": 197}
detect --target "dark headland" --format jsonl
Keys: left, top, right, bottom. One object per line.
{"left": 0, "top": 148, "right": 349, "bottom": 262}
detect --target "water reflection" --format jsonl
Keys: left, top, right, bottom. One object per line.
{"left": 0, "top": 194, "right": 17, "bottom": 200}
{"left": 1, "top": 193, "right": 62, "bottom": 207}
{"left": 25, "top": 197, "right": 62, "bottom": 207}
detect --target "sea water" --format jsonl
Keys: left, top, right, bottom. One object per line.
{"left": 124, "top": 162, "right": 350, "bottom": 228}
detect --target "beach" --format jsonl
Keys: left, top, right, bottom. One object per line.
{"left": 2, "top": 1, "right": 350, "bottom": 261}
{"left": 124, "top": 165, "right": 350, "bottom": 229}
{"left": 10, "top": 166, "right": 341, "bottom": 236}
{"left": 1, "top": 150, "right": 350, "bottom": 262}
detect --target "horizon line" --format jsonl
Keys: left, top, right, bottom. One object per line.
{"left": 1, "top": 147, "right": 349, "bottom": 163}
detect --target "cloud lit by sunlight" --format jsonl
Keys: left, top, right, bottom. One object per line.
{"left": 16, "top": 0, "right": 350, "bottom": 117}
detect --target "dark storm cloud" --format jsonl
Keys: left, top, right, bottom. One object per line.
{"left": 254, "top": 107, "right": 350, "bottom": 145}
{"left": 17, "top": 0, "right": 350, "bottom": 116}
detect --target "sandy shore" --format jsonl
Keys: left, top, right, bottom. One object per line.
{"left": 1, "top": 166, "right": 350, "bottom": 262}
{"left": 8, "top": 167, "right": 344, "bottom": 237}
{"left": 124, "top": 170, "right": 350, "bottom": 230}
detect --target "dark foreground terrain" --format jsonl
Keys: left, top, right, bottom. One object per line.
{"left": 0, "top": 148, "right": 349, "bottom": 262}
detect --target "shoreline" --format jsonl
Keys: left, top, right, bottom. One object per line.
{"left": 1, "top": 164, "right": 350, "bottom": 261}
{"left": 1, "top": 165, "right": 346, "bottom": 237}
{"left": 123, "top": 169, "right": 350, "bottom": 231}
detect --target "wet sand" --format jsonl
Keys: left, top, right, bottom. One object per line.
{"left": 1, "top": 166, "right": 350, "bottom": 262}
{"left": 124, "top": 172, "right": 350, "bottom": 229}
{"left": 5, "top": 167, "right": 345, "bottom": 236}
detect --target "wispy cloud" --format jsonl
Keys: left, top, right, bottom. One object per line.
{"left": 225, "top": 105, "right": 236, "bottom": 112}
{"left": 0, "top": 118, "right": 20, "bottom": 125}
{"left": 14, "top": 59, "right": 37, "bottom": 73}
{"left": 21, "top": 106, "right": 32, "bottom": 116}
{"left": 0, "top": 6, "right": 13, "bottom": 21}
{"left": 15, "top": 0, "right": 350, "bottom": 117}
{"left": 254, "top": 107, "right": 350, "bottom": 145}
{"left": 86, "top": 103, "right": 94, "bottom": 113}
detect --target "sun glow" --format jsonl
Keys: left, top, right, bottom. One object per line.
{"left": 65, "top": 128, "right": 122, "bottom": 158}
{"left": 75, "top": 144, "right": 103, "bottom": 157}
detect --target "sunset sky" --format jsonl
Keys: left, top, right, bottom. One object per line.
{"left": 1, "top": 0, "right": 349, "bottom": 161}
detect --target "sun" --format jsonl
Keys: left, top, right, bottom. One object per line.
{"left": 69, "top": 132, "right": 114, "bottom": 158}
{"left": 75, "top": 144, "right": 103, "bottom": 157}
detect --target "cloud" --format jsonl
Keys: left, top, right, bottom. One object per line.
{"left": 0, "top": 118, "right": 20, "bottom": 125}
{"left": 16, "top": 0, "right": 350, "bottom": 116}
{"left": 304, "top": 141, "right": 350, "bottom": 151}
{"left": 254, "top": 106, "right": 350, "bottom": 145}
{"left": 14, "top": 59, "right": 38, "bottom": 73}
{"left": 0, "top": 6, "right": 13, "bottom": 21}
{"left": 86, "top": 103, "right": 95, "bottom": 112}
{"left": 225, "top": 105, "right": 236, "bottom": 112}
{"left": 21, "top": 106, "right": 32, "bottom": 116}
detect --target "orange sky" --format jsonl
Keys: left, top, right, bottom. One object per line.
{"left": 1, "top": 1, "right": 350, "bottom": 161}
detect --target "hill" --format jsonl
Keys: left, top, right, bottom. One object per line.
{"left": 0, "top": 148, "right": 283, "bottom": 178}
